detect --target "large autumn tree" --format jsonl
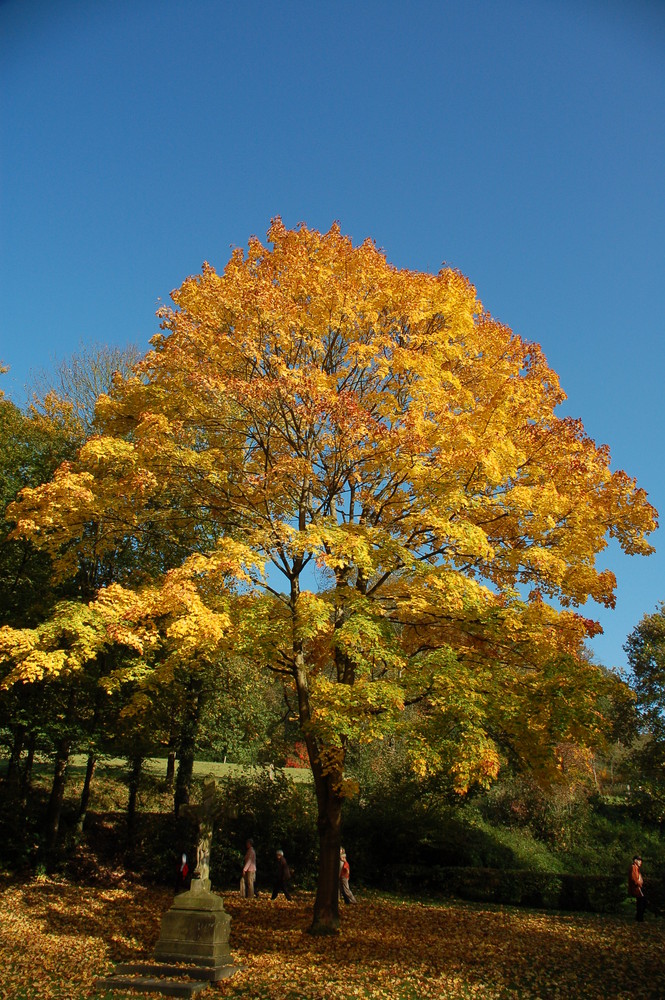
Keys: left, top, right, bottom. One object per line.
{"left": 9, "top": 221, "right": 657, "bottom": 930}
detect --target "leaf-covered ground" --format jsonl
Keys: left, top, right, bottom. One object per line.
{"left": 1, "top": 876, "right": 663, "bottom": 1000}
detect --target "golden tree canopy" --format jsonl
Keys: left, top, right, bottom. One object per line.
{"left": 9, "top": 220, "right": 658, "bottom": 785}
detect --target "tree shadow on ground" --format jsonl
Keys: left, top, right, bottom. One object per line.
{"left": 2, "top": 879, "right": 664, "bottom": 1000}
{"left": 225, "top": 892, "right": 665, "bottom": 999}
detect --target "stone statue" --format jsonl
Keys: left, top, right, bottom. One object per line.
{"left": 153, "top": 772, "right": 237, "bottom": 975}
{"left": 182, "top": 774, "right": 225, "bottom": 888}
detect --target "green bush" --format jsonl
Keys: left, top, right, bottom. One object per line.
{"left": 343, "top": 797, "right": 564, "bottom": 887}
{"left": 385, "top": 865, "right": 626, "bottom": 913}
{"left": 209, "top": 769, "right": 319, "bottom": 891}
{"left": 562, "top": 799, "right": 665, "bottom": 874}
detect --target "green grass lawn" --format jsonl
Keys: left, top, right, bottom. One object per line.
{"left": 37, "top": 754, "right": 313, "bottom": 783}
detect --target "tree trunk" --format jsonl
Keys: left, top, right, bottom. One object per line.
{"left": 45, "top": 737, "right": 71, "bottom": 852}
{"left": 174, "top": 677, "right": 203, "bottom": 817}
{"left": 165, "top": 750, "right": 176, "bottom": 790}
{"left": 76, "top": 753, "right": 97, "bottom": 833}
{"left": 5, "top": 725, "right": 25, "bottom": 785}
{"left": 174, "top": 752, "right": 194, "bottom": 818}
{"left": 309, "top": 763, "right": 344, "bottom": 934}
{"left": 290, "top": 572, "right": 347, "bottom": 933}
{"left": 20, "top": 732, "right": 36, "bottom": 798}
{"left": 293, "top": 647, "right": 344, "bottom": 933}
{"left": 126, "top": 754, "right": 143, "bottom": 846}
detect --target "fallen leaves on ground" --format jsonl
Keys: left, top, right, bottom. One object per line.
{"left": 1, "top": 877, "right": 664, "bottom": 1000}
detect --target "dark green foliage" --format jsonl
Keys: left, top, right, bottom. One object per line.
{"left": 193, "top": 660, "right": 284, "bottom": 767}
{"left": 210, "top": 769, "right": 319, "bottom": 891}
{"left": 343, "top": 794, "right": 565, "bottom": 883}
{"left": 0, "top": 782, "right": 45, "bottom": 871}
{"left": 478, "top": 774, "right": 591, "bottom": 846}
{"left": 624, "top": 604, "right": 665, "bottom": 822}
{"left": 341, "top": 734, "right": 665, "bottom": 906}
{"left": 625, "top": 602, "right": 665, "bottom": 739}
{"left": 560, "top": 795, "right": 665, "bottom": 873}
{"left": 0, "top": 396, "right": 77, "bottom": 627}
{"left": 112, "top": 769, "right": 321, "bottom": 891}
{"left": 342, "top": 741, "right": 567, "bottom": 883}
{"left": 385, "top": 865, "right": 626, "bottom": 912}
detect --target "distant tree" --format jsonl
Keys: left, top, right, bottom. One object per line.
{"left": 0, "top": 371, "right": 88, "bottom": 806}
{"left": 624, "top": 603, "right": 665, "bottom": 818}
{"left": 30, "top": 342, "right": 142, "bottom": 433}
{"left": 625, "top": 603, "right": 665, "bottom": 740}
{"left": 195, "top": 655, "right": 284, "bottom": 766}
{"left": 0, "top": 345, "right": 142, "bottom": 625}
{"left": 0, "top": 349, "right": 153, "bottom": 849}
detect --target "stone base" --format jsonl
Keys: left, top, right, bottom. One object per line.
{"left": 97, "top": 972, "right": 210, "bottom": 997}
{"left": 154, "top": 879, "right": 232, "bottom": 968}
{"left": 115, "top": 961, "right": 238, "bottom": 982}
{"left": 97, "top": 959, "right": 239, "bottom": 996}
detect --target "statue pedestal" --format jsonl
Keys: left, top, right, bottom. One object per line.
{"left": 154, "top": 878, "right": 233, "bottom": 968}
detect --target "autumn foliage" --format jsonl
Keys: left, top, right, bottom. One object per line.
{"left": 3, "top": 220, "right": 658, "bottom": 929}
{"left": 1, "top": 878, "right": 664, "bottom": 1000}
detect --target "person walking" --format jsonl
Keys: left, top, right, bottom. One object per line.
{"left": 271, "top": 849, "right": 293, "bottom": 900}
{"left": 339, "top": 848, "right": 357, "bottom": 904}
{"left": 242, "top": 838, "right": 257, "bottom": 898}
{"left": 628, "top": 854, "right": 646, "bottom": 921}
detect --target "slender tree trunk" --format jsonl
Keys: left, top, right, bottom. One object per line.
{"left": 45, "top": 737, "right": 71, "bottom": 852}
{"left": 174, "top": 752, "right": 194, "bottom": 818}
{"left": 44, "top": 687, "right": 78, "bottom": 853}
{"left": 165, "top": 750, "right": 176, "bottom": 790}
{"left": 77, "top": 690, "right": 101, "bottom": 830}
{"left": 307, "top": 584, "right": 357, "bottom": 934}
{"left": 76, "top": 753, "right": 97, "bottom": 834}
{"left": 6, "top": 725, "right": 25, "bottom": 784}
{"left": 288, "top": 565, "right": 349, "bottom": 933}
{"left": 174, "top": 677, "right": 203, "bottom": 818}
{"left": 20, "top": 732, "right": 36, "bottom": 799}
{"left": 126, "top": 754, "right": 143, "bottom": 846}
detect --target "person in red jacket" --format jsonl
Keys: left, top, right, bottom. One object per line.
{"left": 339, "top": 848, "right": 356, "bottom": 904}
{"left": 628, "top": 855, "right": 646, "bottom": 921}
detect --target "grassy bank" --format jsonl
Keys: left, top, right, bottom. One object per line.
{"left": 4, "top": 754, "right": 312, "bottom": 783}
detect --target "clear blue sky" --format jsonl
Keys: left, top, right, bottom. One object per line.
{"left": 1, "top": 0, "right": 663, "bottom": 671}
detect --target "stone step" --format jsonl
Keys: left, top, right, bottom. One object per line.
{"left": 97, "top": 974, "right": 210, "bottom": 997}
{"left": 114, "top": 962, "right": 237, "bottom": 982}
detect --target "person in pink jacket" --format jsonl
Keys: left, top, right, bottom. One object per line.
{"left": 242, "top": 838, "right": 257, "bottom": 898}
{"left": 339, "top": 848, "right": 356, "bottom": 904}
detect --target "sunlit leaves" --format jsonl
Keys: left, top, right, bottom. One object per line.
{"left": 6, "top": 220, "right": 658, "bottom": 803}
{"left": 0, "top": 601, "right": 110, "bottom": 689}
{"left": 1, "top": 880, "right": 663, "bottom": 1000}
